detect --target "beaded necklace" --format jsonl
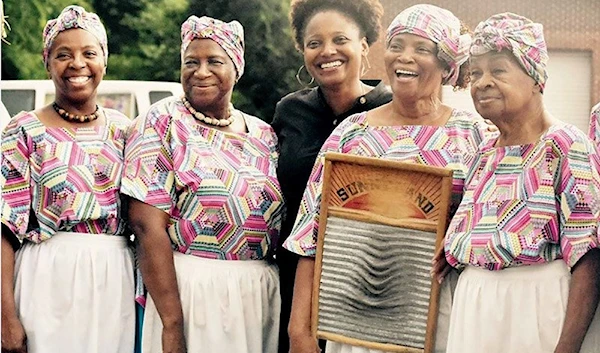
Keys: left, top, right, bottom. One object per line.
{"left": 52, "top": 102, "right": 99, "bottom": 123}
{"left": 181, "top": 96, "right": 234, "bottom": 127}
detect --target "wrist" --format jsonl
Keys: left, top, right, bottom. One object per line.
{"left": 160, "top": 314, "right": 184, "bottom": 330}
{"left": 288, "top": 325, "right": 312, "bottom": 340}
{"left": 554, "top": 340, "right": 582, "bottom": 353}
{"left": 1, "top": 312, "right": 22, "bottom": 330}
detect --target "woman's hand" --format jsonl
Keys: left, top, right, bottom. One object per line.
{"left": 553, "top": 249, "right": 600, "bottom": 353}
{"left": 161, "top": 325, "right": 186, "bottom": 353}
{"left": 289, "top": 330, "right": 320, "bottom": 353}
{"left": 1, "top": 235, "right": 27, "bottom": 353}
{"left": 1, "top": 316, "right": 27, "bottom": 353}
{"left": 288, "top": 257, "right": 320, "bottom": 353}
{"left": 128, "top": 199, "right": 186, "bottom": 353}
{"left": 431, "top": 244, "right": 451, "bottom": 284}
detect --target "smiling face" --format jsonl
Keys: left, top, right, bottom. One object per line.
{"left": 302, "top": 9, "right": 368, "bottom": 89}
{"left": 47, "top": 28, "right": 105, "bottom": 105}
{"left": 180, "top": 38, "right": 236, "bottom": 113}
{"left": 469, "top": 50, "right": 539, "bottom": 122}
{"left": 384, "top": 33, "right": 445, "bottom": 102}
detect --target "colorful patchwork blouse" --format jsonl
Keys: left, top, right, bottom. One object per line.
{"left": 1, "top": 110, "right": 130, "bottom": 243}
{"left": 283, "top": 110, "right": 488, "bottom": 257}
{"left": 121, "top": 97, "right": 284, "bottom": 260}
{"left": 589, "top": 102, "right": 600, "bottom": 150}
{"left": 445, "top": 123, "right": 600, "bottom": 270}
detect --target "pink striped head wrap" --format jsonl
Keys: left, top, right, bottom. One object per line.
{"left": 181, "top": 15, "right": 245, "bottom": 81}
{"left": 470, "top": 13, "right": 548, "bottom": 92}
{"left": 386, "top": 4, "right": 471, "bottom": 86}
{"left": 43, "top": 5, "right": 108, "bottom": 67}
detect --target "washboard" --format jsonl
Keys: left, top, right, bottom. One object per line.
{"left": 313, "top": 152, "right": 454, "bottom": 352}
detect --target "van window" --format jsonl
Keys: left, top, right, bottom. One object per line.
{"left": 1, "top": 90, "right": 35, "bottom": 117}
{"left": 150, "top": 91, "right": 175, "bottom": 104}
{"left": 45, "top": 93, "right": 137, "bottom": 118}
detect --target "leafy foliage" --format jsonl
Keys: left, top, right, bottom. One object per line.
{"left": 1, "top": 0, "right": 301, "bottom": 121}
{"left": 100, "top": 0, "right": 190, "bottom": 82}
{"left": 2, "top": 0, "right": 93, "bottom": 79}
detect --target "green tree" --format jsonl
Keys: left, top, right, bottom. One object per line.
{"left": 98, "top": 0, "right": 189, "bottom": 82}
{"left": 187, "top": 0, "right": 302, "bottom": 121}
{"left": 2, "top": 0, "right": 93, "bottom": 79}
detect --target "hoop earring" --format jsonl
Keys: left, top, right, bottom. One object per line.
{"left": 296, "top": 65, "right": 314, "bottom": 86}
{"left": 361, "top": 54, "right": 371, "bottom": 77}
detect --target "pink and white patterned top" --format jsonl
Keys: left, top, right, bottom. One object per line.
{"left": 589, "top": 102, "right": 600, "bottom": 150}
{"left": 1, "top": 110, "right": 130, "bottom": 243}
{"left": 283, "top": 110, "right": 488, "bottom": 257}
{"left": 121, "top": 96, "right": 284, "bottom": 260}
{"left": 445, "top": 123, "right": 600, "bottom": 270}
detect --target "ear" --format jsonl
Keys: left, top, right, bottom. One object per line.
{"left": 533, "top": 82, "right": 542, "bottom": 94}
{"left": 361, "top": 37, "right": 369, "bottom": 56}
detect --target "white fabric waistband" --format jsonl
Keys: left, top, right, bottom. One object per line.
{"left": 173, "top": 251, "right": 273, "bottom": 269}
{"left": 48, "top": 231, "right": 129, "bottom": 248}
{"left": 462, "top": 260, "right": 569, "bottom": 281}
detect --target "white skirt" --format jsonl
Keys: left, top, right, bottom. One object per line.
{"left": 446, "top": 261, "right": 600, "bottom": 353}
{"left": 325, "top": 271, "right": 458, "bottom": 353}
{"left": 141, "top": 252, "right": 280, "bottom": 353}
{"left": 14, "top": 232, "right": 136, "bottom": 353}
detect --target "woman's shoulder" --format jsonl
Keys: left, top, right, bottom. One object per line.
{"left": 544, "top": 122, "right": 596, "bottom": 153}
{"left": 137, "top": 96, "right": 180, "bottom": 125}
{"left": 240, "top": 111, "right": 276, "bottom": 137}
{"left": 102, "top": 108, "right": 132, "bottom": 127}
{"left": 448, "top": 108, "right": 480, "bottom": 123}
{"left": 274, "top": 87, "right": 320, "bottom": 114}
{"left": 333, "top": 111, "right": 368, "bottom": 136}
{"left": 2, "top": 111, "right": 40, "bottom": 136}
{"left": 278, "top": 87, "right": 319, "bottom": 104}
{"left": 447, "top": 108, "right": 487, "bottom": 132}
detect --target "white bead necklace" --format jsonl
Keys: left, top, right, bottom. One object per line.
{"left": 181, "top": 96, "right": 235, "bottom": 127}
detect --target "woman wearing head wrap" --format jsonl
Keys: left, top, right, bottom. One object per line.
{"left": 589, "top": 102, "right": 600, "bottom": 150}
{"left": 283, "top": 5, "right": 489, "bottom": 353}
{"left": 437, "top": 13, "right": 600, "bottom": 353}
{"left": 0, "top": 5, "right": 134, "bottom": 353}
{"left": 122, "top": 15, "right": 284, "bottom": 353}
{"left": 271, "top": 1, "right": 391, "bottom": 352}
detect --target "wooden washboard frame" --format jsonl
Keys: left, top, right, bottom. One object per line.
{"left": 312, "top": 152, "right": 454, "bottom": 352}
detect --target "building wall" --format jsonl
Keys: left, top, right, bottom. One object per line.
{"left": 366, "top": 0, "right": 600, "bottom": 105}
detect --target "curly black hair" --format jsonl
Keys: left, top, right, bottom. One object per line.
{"left": 289, "top": 0, "right": 384, "bottom": 51}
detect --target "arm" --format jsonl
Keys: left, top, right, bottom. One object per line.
{"left": 553, "top": 132, "right": 600, "bottom": 353}
{"left": 288, "top": 256, "right": 320, "bottom": 353}
{"left": 128, "top": 199, "right": 186, "bottom": 353}
{"left": 554, "top": 249, "right": 600, "bottom": 353}
{"left": 1, "top": 231, "right": 27, "bottom": 352}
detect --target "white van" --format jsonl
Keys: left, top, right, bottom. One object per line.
{"left": 0, "top": 80, "right": 183, "bottom": 121}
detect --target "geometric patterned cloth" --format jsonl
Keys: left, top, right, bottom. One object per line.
{"left": 589, "top": 102, "right": 600, "bottom": 150}
{"left": 283, "top": 109, "right": 489, "bottom": 257}
{"left": 445, "top": 123, "right": 600, "bottom": 271}
{"left": 121, "top": 96, "right": 284, "bottom": 260}
{"left": 1, "top": 110, "right": 131, "bottom": 243}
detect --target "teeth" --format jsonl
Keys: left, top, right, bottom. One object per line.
{"left": 68, "top": 76, "right": 89, "bottom": 83}
{"left": 321, "top": 60, "right": 342, "bottom": 69}
{"left": 395, "top": 70, "right": 418, "bottom": 76}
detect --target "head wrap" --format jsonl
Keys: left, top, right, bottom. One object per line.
{"left": 181, "top": 15, "right": 245, "bottom": 81}
{"left": 470, "top": 13, "right": 548, "bottom": 92}
{"left": 385, "top": 4, "right": 471, "bottom": 86}
{"left": 43, "top": 5, "right": 108, "bottom": 67}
